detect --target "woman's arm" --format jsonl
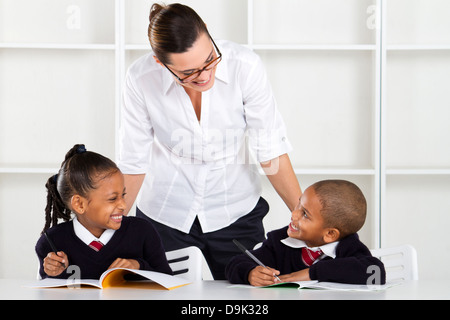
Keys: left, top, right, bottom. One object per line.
{"left": 261, "top": 153, "right": 302, "bottom": 212}
{"left": 123, "top": 174, "right": 146, "bottom": 215}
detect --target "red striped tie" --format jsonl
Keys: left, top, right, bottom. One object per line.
{"left": 301, "top": 247, "right": 323, "bottom": 266}
{"left": 89, "top": 240, "right": 104, "bottom": 252}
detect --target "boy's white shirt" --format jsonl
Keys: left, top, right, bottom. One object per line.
{"left": 280, "top": 237, "right": 339, "bottom": 264}
{"left": 73, "top": 217, "right": 115, "bottom": 246}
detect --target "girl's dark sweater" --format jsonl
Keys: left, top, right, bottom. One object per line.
{"left": 36, "top": 216, "right": 172, "bottom": 279}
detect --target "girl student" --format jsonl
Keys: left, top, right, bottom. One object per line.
{"left": 35, "top": 144, "right": 172, "bottom": 279}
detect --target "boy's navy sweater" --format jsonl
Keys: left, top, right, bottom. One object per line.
{"left": 225, "top": 226, "right": 386, "bottom": 285}
{"left": 36, "top": 216, "right": 172, "bottom": 280}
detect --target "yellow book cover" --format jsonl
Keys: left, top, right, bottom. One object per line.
{"left": 26, "top": 268, "right": 191, "bottom": 290}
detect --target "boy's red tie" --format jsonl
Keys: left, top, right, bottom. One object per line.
{"left": 89, "top": 240, "right": 104, "bottom": 252}
{"left": 301, "top": 247, "right": 323, "bottom": 266}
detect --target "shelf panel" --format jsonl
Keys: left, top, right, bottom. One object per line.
{"left": 3, "top": 167, "right": 376, "bottom": 176}
{"left": 383, "top": 175, "right": 450, "bottom": 278}
{"left": 256, "top": 50, "right": 376, "bottom": 169}
{"left": 8, "top": 167, "right": 449, "bottom": 177}
{"left": 251, "top": 44, "right": 376, "bottom": 51}
{"left": 259, "top": 168, "right": 376, "bottom": 176}
{"left": 386, "top": 169, "right": 450, "bottom": 175}
{"left": 385, "top": 51, "right": 450, "bottom": 168}
{"left": 0, "top": 168, "right": 59, "bottom": 174}
{"left": 0, "top": 49, "right": 116, "bottom": 166}
{"left": 252, "top": 0, "right": 376, "bottom": 46}
{"left": 0, "top": 0, "right": 115, "bottom": 44}
{"left": 125, "top": 44, "right": 377, "bottom": 51}
{"left": 387, "top": 44, "right": 450, "bottom": 51}
{"left": 386, "top": 0, "right": 450, "bottom": 46}
{"left": 0, "top": 43, "right": 115, "bottom": 50}
{"left": 293, "top": 168, "right": 375, "bottom": 175}
{"left": 124, "top": 0, "right": 248, "bottom": 46}
{"left": 125, "top": 44, "right": 151, "bottom": 51}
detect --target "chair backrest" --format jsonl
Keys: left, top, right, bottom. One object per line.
{"left": 370, "top": 244, "right": 419, "bottom": 281}
{"left": 165, "top": 246, "right": 203, "bottom": 282}
{"left": 36, "top": 258, "right": 42, "bottom": 280}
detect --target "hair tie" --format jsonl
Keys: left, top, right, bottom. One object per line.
{"left": 76, "top": 145, "right": 87, "bottom": 154}
{"left": 52, "top": 174, "right": 58, "bottom": 183}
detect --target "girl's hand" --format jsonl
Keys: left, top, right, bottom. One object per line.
{"left": 107, "top": 258, "right": 140, "bottom": 270}
{"left": 248, "top": 266, "right": 281, "bottom": 287}
{"left": 43, "top": 251, "right": 68, "bottom": 277}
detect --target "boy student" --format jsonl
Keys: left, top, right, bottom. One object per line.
{"left": 225, "top": 180, "right": 386, "bottom": 286}
{"left": 35, "top": 144, "right": 172, "bottom": 279}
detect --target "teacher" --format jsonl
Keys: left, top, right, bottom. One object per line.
{"left": 118, "top": 3, "right": 302, "bottom": 280}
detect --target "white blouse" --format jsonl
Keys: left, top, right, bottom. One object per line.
{"left": 118, "top": 40, "right": 292, "bottom": 233}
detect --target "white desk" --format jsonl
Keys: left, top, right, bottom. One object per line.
{"left": 0, "top": 279, "right": 449, "bottom": 300}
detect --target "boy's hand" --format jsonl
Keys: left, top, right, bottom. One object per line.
{"left": 43, "top": 251, "right": 68, "bottom": 277}
{"left": 107, "top": 258, "right": 140, "bottom": 270}
{"left": 248, "top": 266, "right": 281, "bottom": 287}
{"left": 278, "top": 268, "right": 311, "bottom": 282}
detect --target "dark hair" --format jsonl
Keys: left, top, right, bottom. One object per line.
{"left": 42, "top": 144, "right": 119, "bottom": 234}
{"left": 311, "top": 180, "right": 367, "bottom": 238}
{"left": 148, "top": 3, "right": 209, "bottom": 64}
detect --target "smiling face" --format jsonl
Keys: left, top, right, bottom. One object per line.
{"left": 157, "top": 32, "right": 219, "bottom": 92}
{"left": 288, "top": 187, "right": 327, "bottom": 247}
{"left": 74, "top": 170, "right": 126, "bottom": 238}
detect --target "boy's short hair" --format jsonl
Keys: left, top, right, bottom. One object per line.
{"left": 311, "top": 180, "right": 367, "bottom": 238}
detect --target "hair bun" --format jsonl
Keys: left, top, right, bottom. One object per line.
{"left": 76, "top": 145, "right": 87, "bottom": 154}
{"left": 149, "top": 3, "right": 164, "bottom": 22}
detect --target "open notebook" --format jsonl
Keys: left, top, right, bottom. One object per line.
{"left": 231, "top": 280, "right": 399, "bottom": 291}
{"left": 26, "top": 268, "right": 191, "bottom": 290}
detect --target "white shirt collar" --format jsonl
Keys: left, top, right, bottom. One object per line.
{"left": 73, "top": 217, "right": 115, "bottom": 246}
{"left": 213, "top": 48, "right": 229, "bottom": 84}
{"left": 161, "top": 67, "right": 177, "bottom": 95}
{"left": 280, "top": 237, "right": 338, "bottom": 259}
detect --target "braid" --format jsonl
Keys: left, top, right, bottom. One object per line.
{"left": 42, "top": 174, "right": 71, "bottom": 234}
{"left": 41, "top": 144, "right": 84, "bottom": 234}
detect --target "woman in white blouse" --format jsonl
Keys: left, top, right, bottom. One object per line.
{"left": 118, "top": 3, "right": 302, "bottom": 280}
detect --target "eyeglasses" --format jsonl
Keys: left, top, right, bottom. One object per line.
{"left": 163, "top": 35, "right": 222, "bottom": 84}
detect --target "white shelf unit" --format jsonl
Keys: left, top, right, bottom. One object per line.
{"left": 0, "top": 0, "right": 449, "bottom": 280}
{"left": 379, "top": 0, "right": 450, "bottom": 281}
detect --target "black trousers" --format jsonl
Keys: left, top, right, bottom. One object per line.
{"left": 136, "top": 197, "right": 269, "bottom": 280}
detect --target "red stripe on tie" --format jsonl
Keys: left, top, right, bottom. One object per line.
{"left": 301, "top": 247, "right": 323, "bottom": 266}
{"left": 89, "top": 240, "right": 103, "bottom": 252}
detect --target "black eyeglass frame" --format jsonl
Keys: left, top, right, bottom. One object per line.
{"left": 162, "top": 35, "right": 222, "bottom": 84}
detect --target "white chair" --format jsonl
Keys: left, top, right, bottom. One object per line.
{"left": 166, "top": 246, "right": 203, "bottom": 282}
{"left": 370, "top": 244, "right": 419, "bottom": 281}
{"left": 36, "top": 258, "right": 42, "bottom": 280}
